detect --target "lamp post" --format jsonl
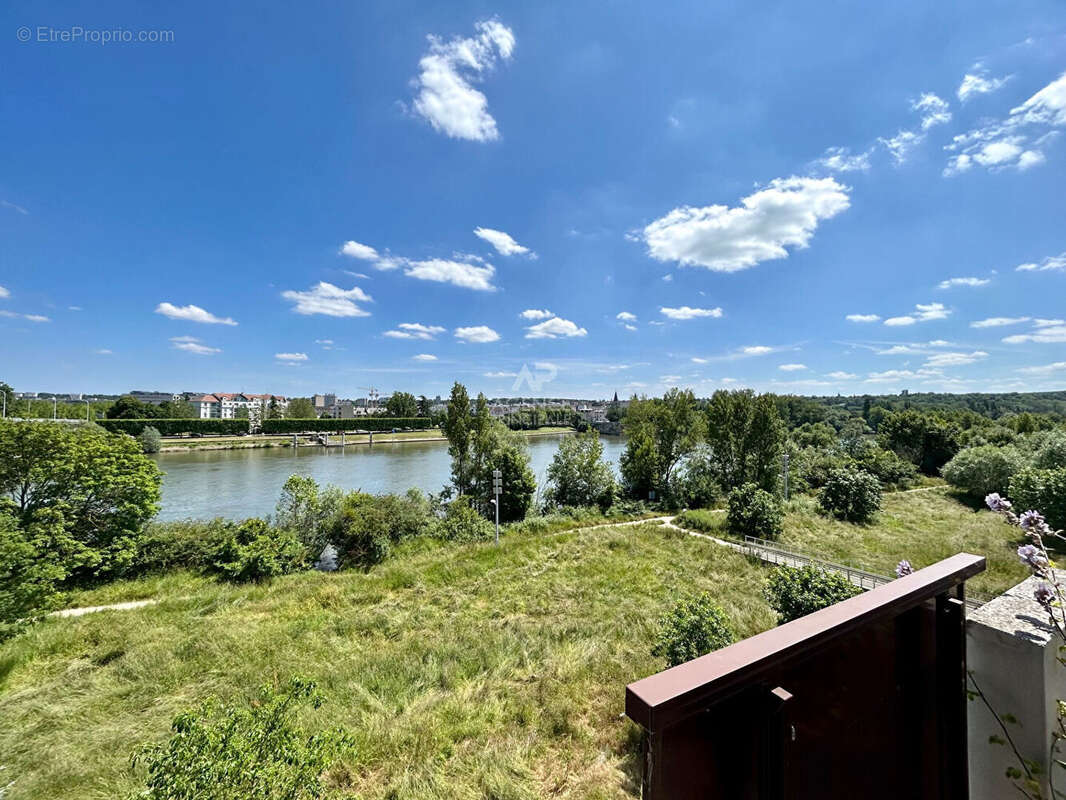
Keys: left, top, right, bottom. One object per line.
{"left": 783, "top": 452, "right": 790, "bottom": 502}
{"left": 492, "top": 468, "right": 502, "bottom": 544}
{"left": 84, "top": 399, "right": 90, "bottom": 421}
{"left": 53, "top": 396, "right": 57, "bottom": 420}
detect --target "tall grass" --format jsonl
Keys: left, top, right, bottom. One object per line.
{"left": 0, "top": 523, "right": 774, "bottom": 800}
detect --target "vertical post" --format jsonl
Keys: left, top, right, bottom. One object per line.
{"left": 292, "top": 433, "right": 297, "bottom": 449}
{"left": 53, "top": 396, "right": 57, "bottom": 419}
{"left": 85, "top": 399, "right": 90, "bottom": 421}
{"left": 341, "top": 430, "right": 346, "bottom": 447}
{"left": 783, "top": 452, "right": 790, "bottom": 502}
{"left": 493, "top": 468, "right": 502, "bottom": 545}
{"left": 937, "top": 592, "right": 968, "bottom": 800}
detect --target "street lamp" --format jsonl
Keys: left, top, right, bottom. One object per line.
{"left": 84, "top": 398, "right": 90, "bottom": 421}
{"left": 53, "top": 396, "right": 57, "bottom": 420}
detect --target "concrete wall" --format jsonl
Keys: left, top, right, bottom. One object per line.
{"left": 968, "top": 573, "right": 1066, "bottom": 799}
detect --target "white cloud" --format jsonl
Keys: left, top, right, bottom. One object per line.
{"left": 826, "top": 370, "right": 857, "bottom": 379}
{"left": 525, "top": 316, "right": 588, "bottom": 339}
{"left": 520, "top": 308, "right": 553, "bottom": 320}
{"left": 640, "top": 176, "right": 850, "bottom": 272}
{"left": 971, "top": 316, "right": 1030, "bottom": 328}
{"left": 938, "top": 276, "right": 989, "bottom": 289}
{"left": 923, "top": 350, "right": 987, "bottom": 367}
{"left": 884, "top": 303, "right": 950, "bottom": 326}
{"left": 816, "top": 146, "right": 871, "bottom": 173}
{"left": 912, "top": 93, "right": 952, "bottom": 130}
{"left": 624, "top": 324, "right": 637, "bottom": 331}
{"left": 383, "top": 322, "right": 446, "bottom": 340}
{"left": 155, "top": 302, "right": 237, "bottom": 326}
{"left": 474, "top": 227, "right": 533, "bottom": 257}
{"left": 170, "top": 336, "right": 220, "bottom": 355}
{"left": 778, "top": 363, "right": 807, "bottom": 371}
{"left": 275, "top": 352, "right": 308, "bottom": 362}
{"left": 691, "top": 357, "right": 709, "bottom": 364}
{"left": 403, "top": 258, "right": 496, "bottom": 291}
{"left": 1018, "top": 361, "right": 1066, "bottom": 374}
{"left": 616, "top": 311, "right": 637, "bottom": 322}
{"left": 880, "top": 130, "right": 923, "bottom": 164}
{"left": 413, "top": 353, "right": 437, "bottom": 361}
{"left": 410, "top": 19, "right": 515, "bottom": 142}
{"left": 484, "top": 370, "right": 517, "bottom": 378}
{"left": 741, "top": 346, "right": 773, "bottom": 356}
{"left": 945, "top": 73, "right": 1066, "bottom": 175}
{"left": 1036, "top": 318, "right": 1066, "bottom": 327}
{"left": 1016, "top": 252, "right": 1066, "bottom": 273}
{"left": 281, "top": 282, "right": 372, "bottom": 317}
{"left": 660, "top": 306, "right": 724, "bottom": 320}
{"left": 23, "top": 314, "right": 49, "bottom": 323}
{"left": 93, "top": 348, "right": 113, "bottom": 355}
{"left": 846, "top": 313, "right": 881, "bottom": 323}
{"left": 340, "top": 240, "right": 379, "bottom": 260}
{"left": 454, "top": 325, "right": 500, "bottom": 343}
{"left": 0, "top": 285, "right": 8, "bottom": 299}
{"left": 958, "top": 70, "right": 1009, "bottom": 102}
{"left": 315, "top": 339, "right": 334, "bottom": 345}
{"left": 1003, "top": 324, "right": 1066, "bottom": 344}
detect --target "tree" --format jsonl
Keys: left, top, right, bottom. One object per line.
{"left": 764, "top": 565, "right": 859, "bottom": 624}
{"left": 138, "top": 426, "right": 163, "bottom": 454}
{"left": 941, "top": 445, "right": 1025, "bottom": 498}
{"left": 606, "top": 392, "right": 622, "bottom": 423}
{"left": 443, "top": 383, "right": 472, "bottom": 495}
{"left": 0, "top": 380, "right": 14, "bottom": 417}
{"left": 544, "top": 430, "right": 616, "bottom": 510}
{"left": 385, "top": 391, "right": 418, "bottom": 418}
{"left": 158, "top": 399, "right": 195, "bottom": 418}
{"left": 417, "top": 395, "right": 431, "bottom": 418}
{"left": 0, "top": 421, "right": 161, "bottom": 579}
{"left": 818, "top": 467, "right": 882, "bottom": 523}
{"left": 726, "top": 483, "right": 783, "bottom": 540}
{"left": 620, "top": 390, "right": 705, "bottom": 500}
{"left": 479, "top": 425, "right": 536, "bottom": 522}
{"left": 652, "top": 594, "right": 735, "bottom": 667}
{"left": 107, "top": 394, "right": 155, "bottom": 419}
{"left": 704, "top": 390, "right": 786, "bottom": 493}
{"left": 285, "top": 397, "right": 316, "bottom": 419}
{"left": 267, "top": 396, "right": 284, "bottom": 419}
{"left": 234, "top": 406, "right": 250, "bottom": 420}
{"left": 877, "top": 409, "right": 960, "bottom": 475}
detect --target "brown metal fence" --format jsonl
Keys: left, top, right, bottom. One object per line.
{"left": 625, "top": 553, "right": 986, "bottom": 799}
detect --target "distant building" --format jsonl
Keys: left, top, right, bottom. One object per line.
{"left": 130, "top": 390, "right": 181, "bottom": 405}
{"left": 194, "top": 393, "right": 288, "bottom": 422}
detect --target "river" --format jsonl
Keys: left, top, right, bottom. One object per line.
{"left": 152, "top": 434, "right": 626, "bottom": 521}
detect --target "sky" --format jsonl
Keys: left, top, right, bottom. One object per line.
{"left": 2, "top": 1, "right": 1065, "bottom": 400}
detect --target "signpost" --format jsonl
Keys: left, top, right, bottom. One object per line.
{"left": 783, "top": 452, "right": 790, "bottom": 502}
{"left": 492, "top": 468, "right": 502, "bottom": 545}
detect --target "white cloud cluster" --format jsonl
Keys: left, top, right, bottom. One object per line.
{"left": 454, "top": 325, "right": 500, "bottom": 343}
{"left": 945, "top": 73, "right": 1066, "bottom": 175}
{"left": 340, "top": 238, "right": 497, "bottom": 291}
{"left": 815, "top": 146, "right": 871, "bottom": 173}
{"left": 0, "top": 285, "right": 8, "bottom": 299}
{"left": 410, "top": 20, "right": 515, "bottom": 142}
{"left": 413, "top": 353, "right": 437, "bottom": 361}
{"left": 616, "top": 311, "right": 637, "bottom": 322}
{"left": 0, "top": 310, "right": 49, "bottom": 323}
{"left": 958, "top": 68, "right": 1009, "bottom": 102}
{"left": 525, "top": 316, "right": 588, "bottom": 339}
{"left": 474, "top": 227, "right": 534, "bottom": 257}
{"left": 846, "top": 313, "right": 881, "bottom": 323}
{"left": 883, "top": 303, "right": 950, "bottom": 326}
{"left": 1018, "top": 361, "right": 1066, "bottom": 374}
{"left": 275, "top": 352, "right": 308, "bottom": 362}
{"left": 640, "top": 177, "right": 850, "bottom": 272}
{"left": 923, "top": 350, "right": 987, "bottom": 367}
{"left": 170, "top": 335, "right": 220, "bottom": 355}
{"left": 1016, "top": 252, "right": 1066, "bottom": 273}
{"left": 826, "top": 371, "right": 857, "bottom": 380}
{"left": 281, "top": 282, "right": 372, "bottom": 317}
{"left": 938, "top": 276, "right": 989, "bottom": 289}
{"left": 383, "top": 322, "right": 446, "bottom": 340}
{"left": 1003, "top": 319, "right": 1066, "bottom": 344}
{"left": 155, "top": 302, "right": 237, "bottom": 325}
{"left": 879, "top": 130, "right": 924, "bottom": 165}
{"left": 912, "top": 93, "right": 952, "bottom": 130}
{"left": 659, "top": 306, "right": 723, "bottom": 320}
{"left": 778, "top": 363, "right": 807, "bottom": 371}
{"left": 520, "top": 308, "right": 553, "bottom": 320}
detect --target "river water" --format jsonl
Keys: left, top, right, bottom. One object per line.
{"left": 152, "top": 434, "right": 626, "bottom": 521}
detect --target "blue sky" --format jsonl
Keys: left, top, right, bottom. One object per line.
{"left": 2, "top": 1, "right": 1065, "bottom": 400}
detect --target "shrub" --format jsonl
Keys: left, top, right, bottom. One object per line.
{"left": 211, "top": 519, "right": 308, "bottom": 582}
{"left": 131, "top": 676, "right": 351, "bottom": 800}
{"left": 0, "top": 506, "right": 73, "bottom": 640}
{"left": 138, "top": 425, "right": 162, "bottom": 454}
{"left": 764, "top": 564, "right": 860, "bottom": 624}
{"left": 1009, "top": 467, "right": 1066, "bottom": 531}
{"left": 96, "top": 418, "right": 249, "bottom": 436}
{"left": 135, "top": 519, "right": 233, "bottom": 574}
{"left": 852, "top": 443, "right": 918, "bottom": 488}
{"left": 543, "top": 430, "right": 616, "bottom": 511}
{"left": 330, "top": 490, "right": 434, "bottom": 568}
{"left": 274, "top": 475, "right": 346, "bottom": 557}
{"left": 672, "top": 445, "right": 722, "bottom": 509}
{"left": 1031, "top": 430, "right": 1066, "bottom": 470}
{"left": 877, "top": 409, "right": 960, "bottom": 475}
{"left": 941, "top": 445, "right": 1025, "bottom": 498}
{"left": 726, "top": 483, "right": 783, "bottom": 540}
{"left": 432, "top": 495, "right": 494, "bottom": 543}
{"left": 818, "top": 467, "right": 882, "bottom": 523}
{"left": 261, "top": 417, "right": 428, "bottom": 434}
{"left": 651, "top": 593, "right": 735, "bottom": 667}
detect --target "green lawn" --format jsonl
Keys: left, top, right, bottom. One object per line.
{"left": 0, "top": 523, "right": 773, "bottom": 800}
{"left": 676, "top": 488, "right": 1028, "bottom": 597}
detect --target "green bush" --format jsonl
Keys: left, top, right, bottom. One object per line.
{"left": 0, "top": 506, "right": 73, "bottom": 640}
{"left": 261, "top": 417, "right": 429, "bottom": 434}
{"left": 138, "top": 425, "right": 162, "bottom": 454}
{"left": 852, "top": 443, "right": 918, "bottom": 488}
{"left": 135, "top": 519, "right": 233, "bottom": 574}
{"left": 764, "top": 564, "right": 860, "bottom": 624}
{"left": 330, "top": 490, "right": 434, "bottom": 568}
{"left": 544, "top": 430, "right": 616, "bottom": 511}
{"left": 1031, "top": 430, "right": 1066, "bottom": 470}
{"left": 1009, "top": 467, "right": 1066, "bottom": 531}
{"left": 131, "top": 676, "right": 351, "bottom": 800}
{"left": 941, "top": 445, "right": 1025, "bottom": 498}
{"left": 96, "top": 418, "right": 249, "bottom": 436}
{"left": 674, "top": 508, "right": 724, "bottom": 535}
{"left": 651, "top": 593, "right": 735, "bottom": 667}
{"left": 726, "top": 483, "right": 783, "bottom": 540}
{"left": 818, "top": 467, "right": 882, "bottom": 523}
{"left": 211, "top": 519, "right": 308, "bottom": 582}
{"left": 432, "top": 495, "right": 494, "bottom": 543}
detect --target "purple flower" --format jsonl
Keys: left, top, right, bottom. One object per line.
{"left": 896, "top": 560, "right": 914, "bottom": 578}
{"left": 1019, "top": 510, "right": 1051, "bottom": 536}
{"left": 986, "top": 493, "right": 1012, "bottom": 513}
{"left": 1034, "top": 582, "right": 1056, "bottom": 609}
{"left": 1018, "top": 544, "right": 1049, "bottom": 572}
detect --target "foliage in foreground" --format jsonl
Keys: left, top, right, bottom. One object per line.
{"left": 726, "top": 483, "right": 783, "bottom": 540}
{"left": 211, "top": 519, "right": 308, "bottom": 582}
{"left": 763, "top": 564, "right": 860, "bottom": 624}
{"left": 543, "top": 429, "right": 616, "bottom": 511}
{"left": 652, "top": 593, "right": 735, "bottom": 667}
{"left": 1008, "top": 467, "right": 1066, "bottom": 532}
{"left": 130, "top": 676, "right": 352, "bottom": 800}
{"left": 818, "top": 467, "right": 882, "bottom": 523}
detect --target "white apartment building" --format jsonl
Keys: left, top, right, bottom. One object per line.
{"left": 194, "top": 393, "right": 288, "bottom": 422}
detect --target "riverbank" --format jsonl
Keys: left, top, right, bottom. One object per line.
{"left": 158, "top": 426, "right": 577, "bottom": 452}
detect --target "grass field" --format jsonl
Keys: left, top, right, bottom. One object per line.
{"left": 0, "top": 523, "right": 774, "bottom": 800}
{"left": 675, "top": 488, "right": 1028, "bottom": 597}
